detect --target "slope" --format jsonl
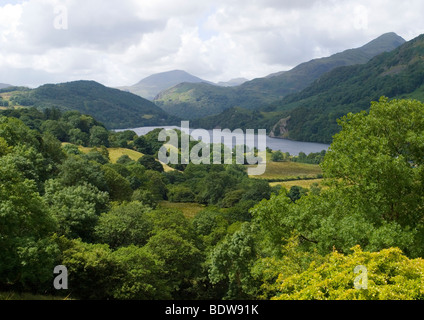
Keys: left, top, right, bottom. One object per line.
{"left": 155, "top": 33, "right": 405, "bottom": 120}
{"left": 119, "top": 70, "right": 211, "bottom": 100}
{"left": 268, "top": 33, "right": 424, "bottom": 143}
{"left": 6, "top": 80, "right": 179, "bottom": 129}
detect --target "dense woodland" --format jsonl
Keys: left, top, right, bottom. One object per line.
{"left": 1, "top": 97, "right": 424, "bottom": 300}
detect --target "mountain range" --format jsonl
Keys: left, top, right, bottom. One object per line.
{"left": 0, "top": 83, "right": 11, "bottom": 89}
{"left": 2, "top": 31, "right": 423, "bottom": 145}
{"left": 0, "top": 81, "right": 179, "bottom": 129}
{"left": 153, "top": 32, "right": 406, "bottom": 120}
{"left": 194, "top": 33, "right": 424, "bottom": 143}
{"left": 118, "top": 70, "right": 248, "bottom": 101}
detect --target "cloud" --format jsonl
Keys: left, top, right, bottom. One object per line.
{"left": 0, "top": 0, "right": 424, "bottom": 88}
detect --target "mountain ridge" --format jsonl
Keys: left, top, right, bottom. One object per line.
{"left": 4, "top": 80, "right": 179, "bottom": 129}
{"left": 118, "top": 70, "right": 212, "bottom": 100}
{"left": 154, "top": 32, "right": 406, "bottom": 120}
{"left": 194, "top": 33, "right": 424, "bottom": 144}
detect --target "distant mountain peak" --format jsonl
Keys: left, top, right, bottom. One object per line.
{"left": 154, "top": 32, "right": 407, "bottom": 120}
{"left": 119, "top": 70, "right": 211, "bottom": 100}
{"left": 0, "top": 83, "right": 12, "bottom": 89}
{"left": 359, "top": 32, "right": 406, "bottom": 55}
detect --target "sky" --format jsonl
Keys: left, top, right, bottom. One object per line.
{"left": 0, "top": 0, "right": 423, "bottom": 88}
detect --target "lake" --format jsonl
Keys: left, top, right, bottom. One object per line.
{"left": 117, "top": 126, "right": 331, "bottom": 156}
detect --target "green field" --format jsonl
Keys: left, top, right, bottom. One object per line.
{"left": 72, "top": 145, "right": 176, "bottom": 172}
{"left": 249, "top": 160, "right": 323, "bottom": 181}
{"left": 270, "top": 179, "right": 324, "bottom": 190}
{"left": 158, "top": 201, "right": 206, "bottom": 219}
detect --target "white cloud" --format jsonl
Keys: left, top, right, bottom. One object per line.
{"left": 0, "top": 0, "right": 424, "bottom": 88}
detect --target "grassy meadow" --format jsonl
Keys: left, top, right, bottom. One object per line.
{"left": 158, "top": 201, "right": 206, "bottom": 219}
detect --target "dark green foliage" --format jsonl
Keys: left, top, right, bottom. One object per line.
{"left": 5, "top": 96, "right": 424, "bottom": 301}
{"left": 270, "top": 34, "right": 424, "bottom": 143}
{"left": 101, "top": 165, "right": 133, "bottom": 202}
{"left": 94, "top": 202, "right": 153, "bottom": 249}
{"left": 133, "top": 128, "right": 166, "bottom": 155}
{"left": 7, "top": 80, "right": 179, "bottom": 129}
{"left": 58, "top": 155, "right": 109, "bottom": 192}
{"left": 44, "top": 180, "right": 109, "bottom": 242}
{"left": 138, "top": 154, "right": 164, "bottom": 173}
{"left": 89, "top": 126, "right": 110, "bottom": 147}
{"left": 156, "top": 33, "right": 404, "bottom": 121}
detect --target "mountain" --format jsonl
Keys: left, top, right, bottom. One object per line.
{"left": 154, "top": 33, "right": 406, "bottom": 120}
{"left": 0, "top": 83, "right": 12, "bottom": 89}
{"left": 6, "top": 80, "right": 179, "bottom": 129}
{"left": 197, "top": 33, "right": 424, "bottom": 144}
{"left": 216, "top": 78, "right": 249, "bottom": 87}
{"left": 266, "top": 33, "right": 424, "bottom": 143}
{"left": 119, "top": 70, "right": 211, "bottom": 100}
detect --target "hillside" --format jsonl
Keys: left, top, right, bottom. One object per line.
{"left": 0, "top": 83, "right": 11, "bottom": 89}
{"left": 4, "top": 80, "right": 179, "bottom": 129}
{"left": 119, "top": 70, "right": 211, "bottom": 100}
{"left": 216, "top": 78, "right": 249, "bottom": 87}
{"left": 266, "top": 33, "right": 424, "bottom": 143}
{"left": 154, "top": 33, "right": 405, "bottom": 120}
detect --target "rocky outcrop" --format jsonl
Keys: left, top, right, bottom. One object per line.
{"left": 269, "top": 116, "right": 291, "bottom": 139}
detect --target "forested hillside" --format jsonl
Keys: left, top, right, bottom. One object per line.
{"left": 118, "top": 70, "right": 211, "bottom": 101}
{"left": 154, "top": 33, "right": 405, "bottom": 120}
{"left": 268, "top": 33, "right": 424, "bottom": 143}
{"left": 0, "top": 81, "right": 179, "bottom": 129}
{"left": 195, "top": 33, "right": 424, "bottom": 144}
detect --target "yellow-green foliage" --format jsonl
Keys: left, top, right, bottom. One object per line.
{"left": 158, "top": 201, "right": 206, "bottom": 219}
{"left": 107, "top": 148, "right": 144, "bottom": 163}
{"left": 249, "top": 161, "right": 322, "bottom": 180}
{"left": 273, "top": 246, "right": 424, "bottom": 300}
{"left": 270, "top": 179, "right": 324, "bottom": 190}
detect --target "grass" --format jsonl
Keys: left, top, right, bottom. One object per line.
{"left": 107, "top": 148, "right": 144, "bottom": 163}
{"left": 65, "top": 144, "right": 176, "bottom": 172}
{"left": 0, "top": 292, "right": 72, "bottom": 300}
{"left": 249, "top": 160, "right": 323, "bottom": 180}
{"left": 76, "top": 146, "right": 145, "bottom": 163}
{"left": 270, "top": 179, "right": 325, "bottom": 190}
{"left": 158, "top": 201, "right": 206, "bottom": 219}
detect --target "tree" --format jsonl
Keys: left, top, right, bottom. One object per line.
{"left": 192, "top": 209, "right": 229, "bottom": 249}
{"left": 207, "top": 223, "right": 259, "bottom": 299}
{"left": 167, "top": 185, "right": 195, "bottom": 203}
{"left": 321, "top": 97, "right": 424, "bottom": 257}
{"left": 68, "top": 128, "right": 89, "bottom": 146}
{"left": 111, "top": 245, "right": 171, "bottom": 300}
{"left": 131, "top": 189, "right": 158, "bottom": 209}
{"left": 101, "top": 165, "right": 133, "bottom": 202}
{"left": 138, "top": 154, "right": 164, "bottom": 173}
{"left": 44, "top": 180, "right": 109, "bottom": 241}
{"left": 89, "top": 125, "right": 110, "bottom": 147}
{"left": 58, "top": 155, "right": 109, "bottom": 192}
{"left": 273, "top": 246, "right": 424, "bottom": 300}
{"left": 40, "top": 120, "right": 70, "bottom": 141}
{"left": 287, "top": 186, "right": 308, "bottom": 203}
{"left": 145, "top": 229, "right": 201, "bottom": 298}
{"left": 58, "top": 238, "right": 171, "bottom": 300}
{"left": 143, "top": 170, "right": 168, "bottom": 200}
{"left": 0, "top": 157, "right": 58, "bottom": 290}
{"left": 251, "top": 98, "right": 424, "bottom": 258}
{"left": 59, "top": 239, "right": 121, "bottom": 300}
{"left": 271, "top": 150, "right": 284, "bottom": 162}
{"left": 94, "top": 201, "right": 153, "bottom": 249}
